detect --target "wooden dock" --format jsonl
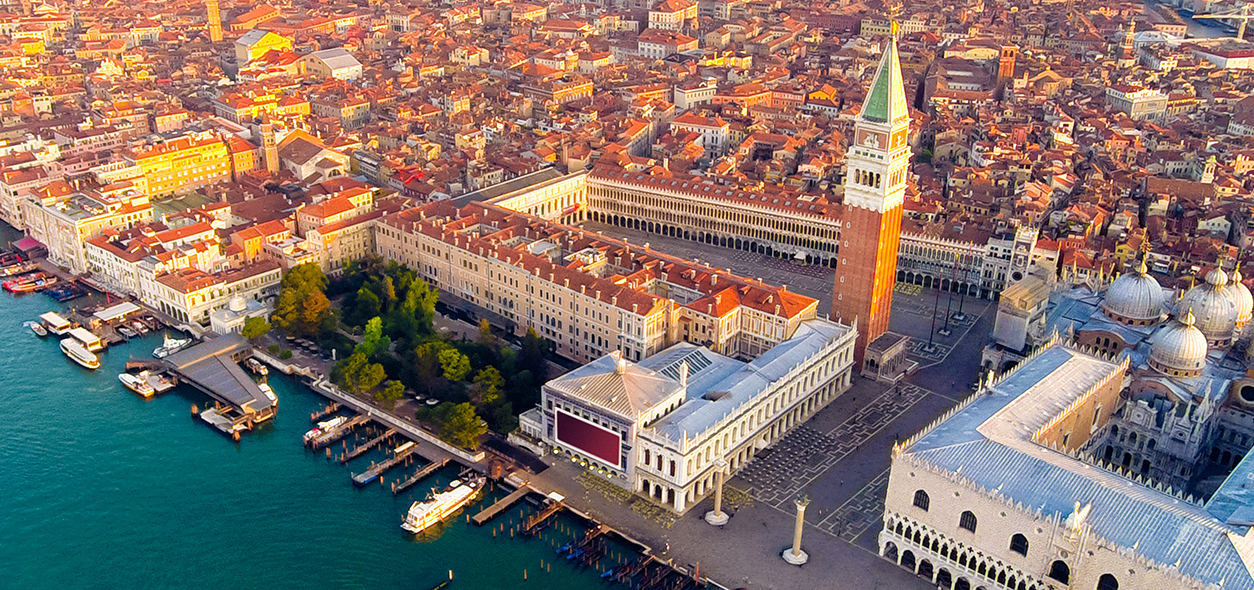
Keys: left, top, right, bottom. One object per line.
{"left": 472, "top": 485, "right": 532, "bottom": 525}
{"left": 125, "top": 359, "right": 165, "bottom": 372}
{"left": 340, "top": 428, "right": 395, "bottom": 463}
{"left": 308, "top": 414, "right": 370, "bottom": 449}
{"left": 352, "top": 442, "right": 417, "bottom": 486}
{"left": 310, "top": 402, "right": 340, "bottom": 423}
{"left": 522, "top": 498, "right": 564, "bottom": 534}
{"left": 392, "top": 458, "right": 450, "bottom": 494}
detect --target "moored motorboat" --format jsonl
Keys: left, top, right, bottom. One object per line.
{"left": 119, "top": 372, "right": 156, "bottom": 397}
{"left": 152, "top": 334, "right": 193, "bottom": 358}
{"left": 246, "top": 357, "right": 269, "bottom": 376}
{"left": 258, "top": 382, "right": 277, "bottom": 404}
{"left": 303, "top": 415, "right": 347, "bottom": 443}
{"left": 0, "top": 261, "right": 38, "bottom": 276}
{"left": 401, "top": 472, "right": 486, "bottom": 533}
{"left": 3, "top": 272, "right": 49, "bottom": 292}
{"left": 8, "top": 276, "right": 56, "bottom": 293}
{"left": 60, "top": 338, "right": 100, "bottom": 369}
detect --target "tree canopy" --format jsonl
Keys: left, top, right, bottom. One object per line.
{"left": 472, "top": 366, "right": 503, "bottom": 405}
{"left": 376, "top": 380, "right": 405, "bottom": 408}
{"left": 357, "top": 316, "right": 386, "bottom": 357}
{"left": 438, "top": 348, "right": 471, "bottom": 382}
{"left": 273, "top": 263, "right": 332, "bottom": 337}
{"left": 432, "top": 402, "right": 487, "bottom": 449}
{"left": 241, "top": 316, "right": 270, "bottom": 340}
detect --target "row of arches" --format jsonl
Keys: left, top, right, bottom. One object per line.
{"left": 885, "top": 517, "right": 1034, "bottom": 590}
{"left": 853, "top": 168, "right": 883, "bottom": 188}
{"left": 883, "top": 517, "right": 1122, "bottom": 590}
{"left": 589, "top": 211, "right": 841, "bottom": 268}
{"left": 897, "top": 270, "right": 989, "bottom": 298}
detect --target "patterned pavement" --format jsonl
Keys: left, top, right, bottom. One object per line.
{"left": 816, "top": 468, "right": 891, "bottom": 543}
{"left": 735, "top": 384, "right": 931, "bottom": 510}
{"left": 727, "top": 251, "right": 834, "bottom": 279}
{"left": 905, "top": 338, "right": 951, "bottom": 364}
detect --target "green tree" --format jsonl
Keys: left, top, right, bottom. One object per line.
{"left": 357, "top": 316, "right": 383, "bottom": 357}
{"left": 438, "top": 348, "right": 471, "bottom": 382}
{"left": 492, "top": 402, "right": 518, "bottom": 434}
{"left": 472, "top": 366, "right": 504, "bottom": 405}
{"left": 356, "top": 363, "right": 387, "bottom": 392}
{"left": 438, "top": 402, "right": 487, "bottom": 449}
{"left": 379, "top": 276, "right": 397, "bottom": 312}
{"left": 410, "top": 343, "right": 444, "bottom": 393}
{"left": 477, "top": 318, "right": 494, "bottom": 348}
{"left": 387, "top": 262, "right": 415, "bottom": 295}
{"left": 334, "top": 352, "right": 367, "bottom": 390}
{"left": 353, "top": 287, "right": 381, "bottom": 326}
{"left": 241, "top": 316, "right": 270, "bottom": 341}
{"left": 284, "top": 262, "right": 329, "bottom": 292}
{"left": 401, "top": 280, "right": 438, "bottom": 330}
{"left": 517, "top": 328, "right": 547, "bottom": 385}
{"left": 376, "top": 380, "right": 405, "bottom": 408}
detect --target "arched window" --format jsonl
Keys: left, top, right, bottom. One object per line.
{"left": 1097, "top": 574, "right": 1118, "bottom": 590}
{"left": 1009, "top": 533, "right": 1029, "bottom": 556}
{"left": 913, "top": 489, "right": 930, "bottom": 511}
{"left": 959, "top": 510, "right": 977, "bottom": 533}
{"left": 1048, "top": 560, "right": 1070, "bottom": 584}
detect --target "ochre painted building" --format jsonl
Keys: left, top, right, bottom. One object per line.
{"left": 129, "top": 135, "right": 232, "bottom": 197}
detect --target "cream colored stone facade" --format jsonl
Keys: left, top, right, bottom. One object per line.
{"left": 632, "top": 327, "right": 855, "bottom": 513}
{"left": 21, "top": 191, "right": 153, "bottom": 274}
{"left": 536, "top": 318, "right": 856, "bottom": 514}
{"left": 375, "top": 201, "right": 819, "bottom": 364}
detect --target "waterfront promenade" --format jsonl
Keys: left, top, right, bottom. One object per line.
{"left": 8, "top": 205, "right": 994, "bottom": 589}
{"left": 253, "top": 263, "right": 993, "bottom": 589}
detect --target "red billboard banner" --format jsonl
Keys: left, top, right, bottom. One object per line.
{"left": 556, "top": 410, "right": 622, "bottom": 469}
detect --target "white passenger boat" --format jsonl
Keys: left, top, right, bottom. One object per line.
{"left": 118, "top": 372, "right": 156, "bottom": 397}
{"left": 258, "top": 382, "right": 277, "bottom": 404}
{"left": 152, "top": 334, "right": 193, "bottom": 359}
{"left": 247, "top": 357, "right": 269, "bottom": 376}
{"left": 401, "top": 472, "right": 486, "bottom": 534}
{"left": 61, "top": 338, "right": 100, "bottom": 370}
{"left": 303, "top": 415, "right": 348, "bottom": 443}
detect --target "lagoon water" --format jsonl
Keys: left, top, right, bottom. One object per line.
{"left": 0, "top": 291, "right": 618, "bottom": 589}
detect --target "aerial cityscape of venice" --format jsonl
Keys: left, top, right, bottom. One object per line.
{"left": 6, "top": 0, "right": 1254, "bottom": 588}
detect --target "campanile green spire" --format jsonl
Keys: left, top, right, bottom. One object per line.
{"left": 859, "top": 26, "right": 909, "bottom": 124}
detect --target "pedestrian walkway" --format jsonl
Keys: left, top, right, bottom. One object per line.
{"left": 735, "top": 384, "right": 930, "bottom": 510}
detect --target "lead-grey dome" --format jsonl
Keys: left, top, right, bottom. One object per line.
{"left": 1101, "top": 259, "right": 1164, "bottom": 325}
{"left": 1227, "top": 265, "right": 1253, "bottom": 330}
{"left": 1149, "top": 310, "right": 1208, "bottom": 378}
{"left": 1179, "top": 267, "right": 1238, "bottom": 345}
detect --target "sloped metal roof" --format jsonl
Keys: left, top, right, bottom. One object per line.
{"left": 905, "top": 345, "right": 1254, "bottom": 588}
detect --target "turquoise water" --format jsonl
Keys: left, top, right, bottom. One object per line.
{"left": 0, "top": 292, "right": 628, "bottom": 589}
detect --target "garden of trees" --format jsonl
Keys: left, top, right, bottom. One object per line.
{"left": 271, "top": 257, "right": 550, "bottom": 451}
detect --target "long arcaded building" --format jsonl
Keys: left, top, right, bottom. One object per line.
{"left": 375, "top": 200, "right": 822, "bottom": 365}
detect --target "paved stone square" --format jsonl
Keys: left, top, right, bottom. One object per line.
{"left": 736, "top": 383, "right": 930, "bottom": 510}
